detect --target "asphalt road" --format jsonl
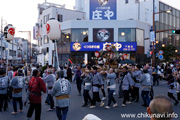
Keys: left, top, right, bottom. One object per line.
{"left": 0, "top": 80, "right": 180, "bottom": 120}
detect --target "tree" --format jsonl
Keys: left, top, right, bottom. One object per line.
{"left": 161, "top": 45, "right": 176, "bottom": 62}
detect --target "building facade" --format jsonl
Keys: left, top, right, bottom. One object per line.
{"left": 0, "top": 37, "right": 30, "bottom": 64}
{"left": 75, "top": 0, "right": 180, "bottom": 62}
{"left": 36, "top": 2, "right": 151, "bottom": 66}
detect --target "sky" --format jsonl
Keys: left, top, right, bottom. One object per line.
{"left": 0, "top": 0, "right": 179, "bottom": 43}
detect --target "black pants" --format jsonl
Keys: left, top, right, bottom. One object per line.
{"left": 177, "top": 92, "right": 180, "bottom": 101}
{"left": 91, "top": 92, "right": 101, "bottom": 106}
{"left": 8, "top": 86, "right": 13, "bottom": 100}
{"left": 0, "top": 94, "right": 7, "bottom": 111}
{"left": 123, "top": 90, "right": 129, "bottom": 104}
{"left": 76, "top": 80, "right": 82, "bottom": 94}
{"left": 12, "top": 97, "right": 23, "bottom": 112}
{"left": 153, "top": 74, "right": 159, "bottom": 86}
{"left": 150, "top": 86, "right": 154, "bottom": 100}
{"left": 56, "top": 107, "right": 69, "bottom": 120}
{"left": 83, "top": 90, "right": 92, "bottom": 104}
{"left": 48, "top": 94, "right": 54, "bottom": 109}
{"left": 101, "top": 85, "right": 106, "bottom": 97}
{"left": 27, "top": 103, "right": 41, "bottom": 120}
{"left": 67, "top": 75, "right": 72, "bottom": 82}
{"left": 168, "top": 92, "right": 177, "bottom": 102}
{"left": 129, "top": 87, "right": 134, "bottom": 99}
{"left": 134, "top": 87, "right": 139, "bottom": 101}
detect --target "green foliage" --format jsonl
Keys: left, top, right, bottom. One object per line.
{"left": 161, "top": 45, "right": 176, "bottom": 62}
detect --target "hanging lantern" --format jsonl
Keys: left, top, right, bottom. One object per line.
{"left": 46, "top": 18, "right": 61, "bottom": 41}
{"left": 95, "top": 51, "right": 100, "bottom": 58}
{"left": 4, "top": 24, "right": 15, "bottom": 41}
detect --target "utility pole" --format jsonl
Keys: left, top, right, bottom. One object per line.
{"left": 12, "top": 39, "right": 14, "bottom": 64}
{"left": 152, "top": 0, "right": 155, "bottom": 67}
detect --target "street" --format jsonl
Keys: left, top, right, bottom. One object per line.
{"left": 0, "top": 80, "right": 180, "bottom": 120}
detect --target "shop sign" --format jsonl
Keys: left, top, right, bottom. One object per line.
{"left": 90, "top": 0, "right": 117, "bottom": 20}
{"left": 71, "top": 42, "right": 137, "bottom": 52}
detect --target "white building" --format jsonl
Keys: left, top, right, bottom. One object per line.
{"left": 36, "top": 2, "right": 85, "bottom": 65}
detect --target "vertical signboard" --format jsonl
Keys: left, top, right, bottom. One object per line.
{"left": 90, "top": 0, "right": 117, "bottom": 20}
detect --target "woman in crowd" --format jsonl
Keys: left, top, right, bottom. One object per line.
{"left": 27, "top": 69, "right": 46, "bottom": 120}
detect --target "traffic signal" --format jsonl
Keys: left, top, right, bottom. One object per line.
{"left": 172, "top": 29, "right": 180, "bottom": 34}
{"left": 150, "top": 51, "right": 153, "bottom": 56}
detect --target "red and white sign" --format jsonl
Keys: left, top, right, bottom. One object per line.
{"left": 8, "top": 28, "right": 15, "bottom": 36}
{"left": 46, "top": 23, "right": 50, "bottom": 34}
{"left": 95, "top": 51, "right": 100, "bottom": 58}
{"left": 158, "top": 50, "right": 163, "bottom": 55}
{"left": 4, "top": 25, "right": 15, "bottom": 41}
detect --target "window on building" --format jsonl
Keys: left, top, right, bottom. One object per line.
{"left": 159, "top": 2, "right": 164, "bottom": 11}
{"left": 136, "top": 29, "right": 144, "bottom": 46}
{"left": 118, "top": 28, "right": 136, "bottom": 42}
{"left": 38, "top": 37, "right": 41, "bottom": 47}
{"left": 44, "top": 14, "right": 50, "bottom": 24}
{"left": 125, "top": 0, "right": 128, "bottom": 4}
{"left": 57, "top": 14, "right": 63, "bottom": 22}
{"left": 176, "top": 10, "right": 179, "bottom": 17}
{"left": 43, "top": 35, "right": 49, "bottom": 44}
{"left": 71, "top": 29, "right": 88, "bottom": 42}
{"left": 13, "top": 51, "right": 16, "bottom": 56}
{"left": 77, "top": 18, "right": 81, "bottom": 20}
{"left": 61, "top": 29, "right": 71, "bottom": 45}
{"left": 40, "top": 37, "right": 42, "bottom": 46}
{"left": 9, "top": 50, "right": 16, "bottom": 56}
{"left": 41, "top": 20, "right": 43, "bottom": 27}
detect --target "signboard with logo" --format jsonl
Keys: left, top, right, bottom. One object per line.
{"left": 71, "top": 42, "right": 137, "bottom": 52}
{"left": 93, "top": 28, "right": 113, "bottom": 42}
{"left": 90, "top": 0, "right": 117, "bottom": 20}
{"left": 158, "top": 50, "right": 163, "bottom": 55}
{"left": 150, "top": 31, "right": 155, "bottom": 42}
{"left": 159, "top": 55, "right": 164, "bottom": 60}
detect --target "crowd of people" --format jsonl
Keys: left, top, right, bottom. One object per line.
{"left": 0, "top": 62, "right": 179, "bottom": 120}
{"left": 73, "top": 63, "right": 180, "bottom": 109}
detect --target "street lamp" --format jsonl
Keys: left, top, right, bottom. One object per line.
{"left": 175, "top": 50, "right": 178, "bottom": 53}
{"left": 162, "top": 44, "right": 165, "bottom": 47}
{"left": 18, "top": 31, "right": 31, "bottom": 64}
{"left": 165, "top": 9, "right": 172, "bottom": 13}
{"left": 152, "top": 0, "right": 172, "bottom": 66}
